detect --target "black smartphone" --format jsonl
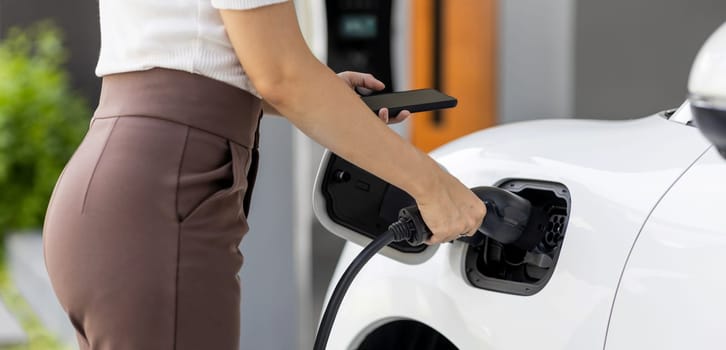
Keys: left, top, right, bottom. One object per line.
{"left": 361, "top": 89, "right": 457, "bottom": 116}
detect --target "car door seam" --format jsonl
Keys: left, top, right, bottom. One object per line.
{"left": 602, "top": 145, "right": 713, "bottom": 350}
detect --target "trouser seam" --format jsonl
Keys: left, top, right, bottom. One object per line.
{"left": 81, "top": 117, "right": 118, "bottom": 213}
{"left": 172, "top": 126, "right": 190, "bottom": 350}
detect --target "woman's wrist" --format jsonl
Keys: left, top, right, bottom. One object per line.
{"left": 403, "top": 153, "right": 448, "bottom": 202}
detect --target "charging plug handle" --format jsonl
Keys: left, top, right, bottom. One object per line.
{"left": 396, "top": 186, "right": 532, "bottom": 245}
{"left": 472, "top": 186, "right": 532, "bottom": 244}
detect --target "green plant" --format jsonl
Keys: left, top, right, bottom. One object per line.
{"left": 0, "top": 22, "right": 90, "bottom": 240}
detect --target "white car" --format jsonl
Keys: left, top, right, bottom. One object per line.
{"left": 312, "top": 23, "right": 726, "bottom": 349}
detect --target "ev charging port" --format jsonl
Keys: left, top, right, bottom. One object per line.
{"left": 464, "top": 180, "right": 571, "bottom": 296}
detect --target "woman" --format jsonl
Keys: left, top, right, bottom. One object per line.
{"left": 42, "top": 1, "right": 486, "bottom": 349}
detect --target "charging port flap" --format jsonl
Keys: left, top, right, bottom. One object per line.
{"left": 464, "top": 179, "right": 571, "bottom": 296}
{"left": 313, "top": 151, "right": 439, "bottom": 264}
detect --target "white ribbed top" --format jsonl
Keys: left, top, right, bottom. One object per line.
{"left": 96, "top": 0, "right": 288, "bottom": 96}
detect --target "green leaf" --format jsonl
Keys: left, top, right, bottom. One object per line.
{"left": 0, "top": 21, "right": 89, "bottom": 239}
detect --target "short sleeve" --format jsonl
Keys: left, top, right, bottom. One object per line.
{"left": 211, "top": 0, "right": 289, "bottom": 10}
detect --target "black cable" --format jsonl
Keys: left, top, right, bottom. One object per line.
{"left": 313, "top": 187, "right": 532, "bottom": 349}
{"left": 314, "top": 220, "right": 412, "bottom": 350}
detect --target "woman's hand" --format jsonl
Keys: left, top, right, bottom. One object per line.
{"left": 414, "top": 172, "right": 487, "bottom": 244}
{"left": 336, "top": 71, "right": 411, "bottom": 124}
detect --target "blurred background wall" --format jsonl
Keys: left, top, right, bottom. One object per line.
{"left": 0, "top": 0, "right": 101, "bottom": 102}
{"left": 574, "top": 0, "right": 726, "bottom": 118}
{"left": 0, "top": 0, "right": 724, "bottom": 349}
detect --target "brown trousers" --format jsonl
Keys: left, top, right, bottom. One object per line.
{"left": 42, "top": 68, "right": 262, "bottom": 350}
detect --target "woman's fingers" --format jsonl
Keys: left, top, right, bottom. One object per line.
{"left": 355, "top": 86, "right": 374, "bottom": 95}
{"left": 377, "top": 108, "right": 390, "bottom": 123}
{"left": 378, "top": 109, "right": 411, "bottom": 124}
{"left": 336, "top": 72, "right": 412, "bottom": 124}
{"left": 415, "top": 173, "right": 487, "bottom": 245}
{"left": 387, "top": 110, "right": 411, "bottom": 124}
{"left": 337, "top": 71, "right": 385, "bottom": 93}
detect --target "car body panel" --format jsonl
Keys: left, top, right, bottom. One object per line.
{"left": 321, "top": 111, "right": 713, "bottom": 349}
{"left": 605, "top": 147, "right": 726, "bottom": 349}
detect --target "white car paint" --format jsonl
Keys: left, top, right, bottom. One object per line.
{"left": 317, "top": 106, "right": 713, "bottom": 349}
{"left": 605, "top": 147, "right": 726, "bottom": 349}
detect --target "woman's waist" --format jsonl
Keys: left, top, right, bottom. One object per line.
{"left": 94, "top": 68, "right": 262, "bottom": 148}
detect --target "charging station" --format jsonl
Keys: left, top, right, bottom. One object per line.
{"left": 325, "top": 0, "right": 394, "bottom": 92}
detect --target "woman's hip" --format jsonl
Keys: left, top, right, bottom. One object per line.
{"left": 41, "top": 68, "right": 262, "bottom": 349}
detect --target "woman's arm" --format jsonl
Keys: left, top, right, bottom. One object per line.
{"left": 219, "top": 2, "right": 485, "bottom": 243}
{"left": 263, "top": 71, "right": 411, "bottom": 125}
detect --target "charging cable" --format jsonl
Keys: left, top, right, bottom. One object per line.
{"left": 313, "top": 186, "right": 533, "bottom": 349}
{"left": 312, "top": 229, "right": 394, "bottom": 350}
{"left": 313, "top": 209, "right": 426, "bottom": 350}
